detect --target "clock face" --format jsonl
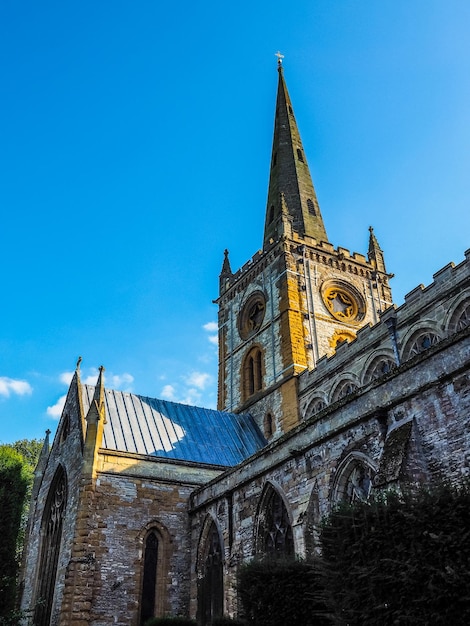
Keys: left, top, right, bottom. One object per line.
{"left": 238, "top": 291, "right": 266, "bottom": 340}
{"left": 321, "top": 280, "right": 365, "bottom": 323}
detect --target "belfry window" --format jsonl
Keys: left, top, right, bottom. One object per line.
{"left": 140, "top": 531, "right": 159, "bottom": 625}
{"left": 307, "top": 198, "right": 316, "bottom": 216}
{"left": 34, "top": 466, "right": 67, "bottom": 626}
{"left": 243, "top": 347, "right": 263, "bottom": 399}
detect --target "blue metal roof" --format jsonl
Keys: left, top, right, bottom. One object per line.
{"left": 82, "top": 385, "right": 266, "bottom": 466}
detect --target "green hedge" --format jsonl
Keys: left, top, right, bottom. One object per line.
{"left": 320, "top": 482, "right": 470, "bottom": 625}
{"left": 238, "top": 558, "right": 327, "bottom": 626}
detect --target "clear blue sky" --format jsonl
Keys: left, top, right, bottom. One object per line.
{"left": 1, "top": 1, "right": 469, "bottom": 443}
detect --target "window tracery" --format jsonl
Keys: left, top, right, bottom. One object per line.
{"left": 34, "top": 466, "right": 67, "bottom": 626}
{"left": 257, "top": 486, "right": 294, "bottom": 557}
{"left": 408, "top": 331, "right": 439, "bottom": 357}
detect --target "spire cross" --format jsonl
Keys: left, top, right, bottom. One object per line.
{"left": 275, "top": 51, "right": 284, "bottom": 66}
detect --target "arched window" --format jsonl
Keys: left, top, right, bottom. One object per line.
{"left": 333, "top": 380, "right": 358, "bottom": 402}
{"left": 296, "top": 148, "right": 304, "bottom": 162}
{"left": 257, "top": 485, "right": 294, "bottom": 558}
{"left": 364, "top": 356, "right": 395, "bottom": 384}
{"left": 34, "top": 466, "right": 67, "bottom": 626}
{"left": 198, "top": 521, "right": 223, "bottom": 625}
{"left": 406, "top": 331, "right": 440, "bottom": 358}
{"left": 332, "top": 453, "right": 377, "bottom": 505}
{"left": 140, "top": 530, "right": 159, "bottom": 625}
{"left": 447, "top": 299, "right": 470, "bottom": 334}
{"left": 305, "top": 397, "right": 327, "bottom": 419}
{"left": 264, "top": 412, "right": 274, "bottom": 438}
{"left": 243, "top": 347, "right": 264, "bottom": 400}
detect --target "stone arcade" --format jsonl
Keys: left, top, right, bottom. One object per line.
{"left": 20, "top": 60, "right": 470, "bottom": 625}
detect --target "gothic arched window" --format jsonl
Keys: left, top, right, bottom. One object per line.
{"left": 257, "top": 486, "right": 294, "bottom": 558}
{"left": 140, "top": 530, "right": 159, "bottom": 625}
{"left": 406, "top": 331, "right": 440, "bottom": 359}
{"left": 198, "top": 521, "right": 223, "bottom": 625}
{"left": 34, "top": 465, "right": 67, "bottom": 626}
{"left": 243, "top": 346, "right": 264, "bottom": 400}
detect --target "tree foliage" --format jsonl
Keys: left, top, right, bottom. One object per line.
{"left": 0, "top": 446, "right": 30, "bottom": 617}
{"left": 320, "top": 482, "right": 470, "bottom": 625}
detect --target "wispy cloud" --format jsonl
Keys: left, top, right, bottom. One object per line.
{"left": 57, "top": 367, "right": 134, "bottom": 391}
{"left": 161, "top": 384, "right": 176, "bottom": 401}
{"left": 185, "top": 371, "right": 212, "bottom": 390}
{"left": 0, "top": 376, "right": 32, "bottom": 398}
{"left": 47, "top": 394, "right": 67, "bottom": 419}
{"left": 203, "top": 321, "right": 218, "bottom": 348}
{"left": 203, "top": 321, "right": 218, "bottom": 332}
{"left": 160, "top": 370, "right": 213, "bottom": 406}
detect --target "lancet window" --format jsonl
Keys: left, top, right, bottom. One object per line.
{"left": 34, "top": 465, "right": 67, "bottom": 626}
{"left": 198, "top": 521, "right": 223, "bottom": 625}
{"left": 140, "top": 530, "right": 159, "bottom": 625}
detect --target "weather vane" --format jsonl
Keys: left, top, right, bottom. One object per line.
{"left": 275, "top": 51, "right": 284, "bottom": 66}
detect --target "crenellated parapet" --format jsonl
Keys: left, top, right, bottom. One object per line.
{"left": 299, "top": 249, "right": 470, "bottom": 420}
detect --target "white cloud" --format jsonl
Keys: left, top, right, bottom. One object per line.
{"left": 208, "top": 334, "right": 218, "bottom": 345}
{"left": 185, "top": 371, "right": 212, "bottom": 390}
{"left": 0, "top": 377, "right": 32, "bottom": 398}
{"left": 47, "top": 394, "right": 67, "bottom": 419}
{"left": 203, "top": 321, "right": 218, "bottom": 332}
{"left": 108, "top": 373, "right": 134, "bottom": 391}
{"left": 59, "top": 371, "right": 74, "bottom": 385}
{"left": 161, "top": 384, "right": 176, "bottom": 401}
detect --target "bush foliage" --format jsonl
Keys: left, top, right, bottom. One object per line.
{"left": 320, "top": 482, "right": 470, "bottom": 625}
{"left": 238, "top": 557, "right": 327, "bottom": 626}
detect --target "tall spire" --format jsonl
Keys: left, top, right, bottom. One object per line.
{"left": 263, "top": 58, "right": 328, "bottom": 248}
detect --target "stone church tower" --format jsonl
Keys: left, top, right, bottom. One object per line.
{"left": 217, "top": 59, "right": 393, "bottom": 435}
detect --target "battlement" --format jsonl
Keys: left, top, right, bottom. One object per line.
{"left": 299, "top": 250, "right": 470, "bottom": 396}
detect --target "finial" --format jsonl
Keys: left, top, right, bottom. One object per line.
{"left": 76, "top": 355, "right": 82, "bottom": 371}
{"left": 98, "top": 365, "right": 105, "bottom": 375}
{"left": 224, "top": 249, "right": 229, "bottom": 259}
{"left": 45, "top": 429, "right": 51, "bottom": 437}
{"left": 369, "top": 226, "right": 374, "bottom": 234}
{"left": 275, "top": 51, "right": 284, "bottom": 67}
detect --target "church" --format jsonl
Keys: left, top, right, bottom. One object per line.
{"left": 20, "top": 59, "right": 470, "bottom": 626}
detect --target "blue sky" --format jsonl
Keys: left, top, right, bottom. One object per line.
{"left": 1, "top": 1, "right": 469, "bottom": 443}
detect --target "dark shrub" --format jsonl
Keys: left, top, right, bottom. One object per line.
{"left": 238, "top": 557, "right": 328, "bottom": 626}
{"left": 320, "top": 481, "right": 470, "bottom": 625}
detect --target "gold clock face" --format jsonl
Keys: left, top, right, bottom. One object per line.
{"left": 238, "top": 291, "right": 266, "bottom": 340}
{"left": 321, "top": 281, "right": 365, "bottom": 323}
